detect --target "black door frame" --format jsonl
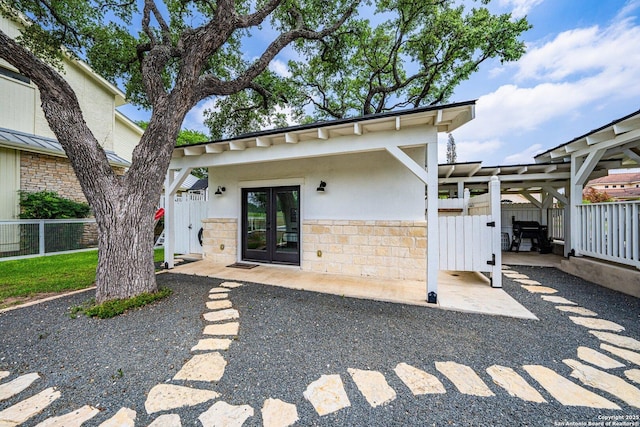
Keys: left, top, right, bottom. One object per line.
{"left": 241, "top": 186, "right": 300, "bottom": 265}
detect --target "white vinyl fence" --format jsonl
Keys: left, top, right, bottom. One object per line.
{"left": 438, "top": 177, "right": 502, "bottom": 287}
{"left": 158, "top": 193, "right": 209, "bottom": 255}
{"left": 0, "top": 219, "right": 98, "bottom": 260}
{"left": 577, "top": 201, "right": 640, "bottom": 269}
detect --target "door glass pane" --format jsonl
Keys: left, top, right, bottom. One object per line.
{"left": 246, "top": 190, "right": 268, "bottom": 252}
{"left": 275, "top": 189, "right": 299, "bottom": 254}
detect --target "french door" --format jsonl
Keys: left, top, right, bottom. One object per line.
{"left": 242, "top": 186, "right": 300, "bottom": 265}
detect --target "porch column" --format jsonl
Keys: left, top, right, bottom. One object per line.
{"left": 426, "top": 139, "right": 439, "bottom": 302}
{"left": 569, "top": 148, "right": 605, "bottom": 257}
{"left": 163, "top": 167, "right": 193, "bottom": 268}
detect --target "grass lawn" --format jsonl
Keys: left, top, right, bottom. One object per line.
{"left": 0, "top": 248, "right": 165, "bottom": 309}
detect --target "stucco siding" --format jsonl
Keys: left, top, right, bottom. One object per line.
{"left": 207, "top": 148, "right": 427, "bottom": 222}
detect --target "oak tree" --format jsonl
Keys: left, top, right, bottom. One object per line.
{"left": 0, "top": 0, "right": 360, "bottom": 302}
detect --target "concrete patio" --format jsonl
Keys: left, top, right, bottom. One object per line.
{"left": 169, "top": 257, "right": 539, "bottom": 320}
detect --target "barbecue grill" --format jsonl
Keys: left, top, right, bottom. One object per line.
{"left": 509, "top": 217, "right": 552, "bottom": 253}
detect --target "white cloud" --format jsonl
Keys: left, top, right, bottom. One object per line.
{"left": 498, "top": 0, "right": 544, "bottom": 18}
{"left": 269, "top": 59, "right": 292, "bottom": 78}
{"left": 183, "top": 98, "right": 217, "bottom": 134}
{"left": 515, "top": 18, "right": 640, "bottom": 82}
{"left": 456, "top": 12, "right": 640, "bottom": 142}
{"left": 503, "top": 143, "right": 544, "bottom": 164}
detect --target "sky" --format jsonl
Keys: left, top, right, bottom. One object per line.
{"left": 118, "top": 0, "right": 640, "bottom": 167}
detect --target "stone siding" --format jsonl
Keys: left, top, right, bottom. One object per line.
{"left": 302, "top": 220, "right": 427, "bottom": 281}
{"left": 20, "top": 151, "right": 126, "bottom": 205}
{"left": 202, "top": 218, "right": 237, "bottom": 265}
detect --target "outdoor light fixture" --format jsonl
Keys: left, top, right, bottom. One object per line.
{"left": 214, "top": 186, "right": 226, "bottom": 196}
{"left": 316, "top": 181, "right": 326, "bottom": 192}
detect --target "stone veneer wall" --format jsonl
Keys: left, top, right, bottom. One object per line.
{"left": 21, "top": 152, "right": 85, "bottom": 202}
{"left": 20, "top": 151, "right": 126, "bottom": 204}
{"left": 302, "top": 220, "right": 427, "bottom": 281}
{"left": 202, "top": 218, "right": 238, "bottom": 265}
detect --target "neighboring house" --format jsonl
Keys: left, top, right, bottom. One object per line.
{"left": 585, "top": 172, "right": 640, "bottom": 200}
{"left": 0, "top": 14, "right": 142, "bottom": 220}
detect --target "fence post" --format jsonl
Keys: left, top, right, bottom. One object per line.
{"left": 489, "top": 176, "right": 502, "bottom": 288}
{"left": 38, "top": 220, "right": 45, "bottom": 255}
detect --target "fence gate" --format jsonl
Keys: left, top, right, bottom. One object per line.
{"left": 437, "top": 177, "right": 502, "bottom": 287}
{"left": 174, "top": 199, "right": 208, "bottom": 254}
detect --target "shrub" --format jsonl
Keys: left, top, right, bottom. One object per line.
{"left": 19, "top": 190, "right": 91, "bottom": 219}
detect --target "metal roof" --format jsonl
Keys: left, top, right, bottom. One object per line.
{"left": 172, "top": 100, "right": 476, "bottom": 160}
{"left": 0, "top": 127, "right": 130, "bottom": 167}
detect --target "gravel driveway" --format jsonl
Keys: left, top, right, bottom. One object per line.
{"left": 1, "top": 265, "right": 639, "bottom": 426}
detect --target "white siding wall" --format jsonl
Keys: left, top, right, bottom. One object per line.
{"left": 0, "top": 147, "right": 19, "bottom": 219}
{"left": 33, "top": 61, "right": 117, "bottom": 150}
{"left": 0, "top": 75, "right": 35, "bottom": 133}
{"left": 206, "top": 147, "right": 427, "bottom": 222}
{"left": 114, "top": 113, "right": 143, "bottom": 162}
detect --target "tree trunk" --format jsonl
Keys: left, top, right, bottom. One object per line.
{"left": 93, "top": 194, "right": 158, "bottom": 303}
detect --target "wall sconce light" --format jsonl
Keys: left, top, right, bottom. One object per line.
{"left": 214, "top": 186, "right": 226, "bottom": 196}
{"left": 316, "top": 181, "right": 327, "bottom": 192}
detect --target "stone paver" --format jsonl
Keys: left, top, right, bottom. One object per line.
{"left": 0, "top": 372, "right": 8, "bottom": 381}
{"left": 564, "top": 359, "right": 640, "bottom": 408}
{"left": 198, "top": 401, "right": 254, "bottom": 427}
{"left": 204, "top": 309, "right": 240, "bottom": 323}
{"left": 0, "top": 387, "right": 61, "bottom": 426}
{"left": 206, "top": 300, "right": 233, "bottom": 310}
{"left": 555, "top": 306, "right": 597, "bottom": 316}
{"left": 220, "top": 282, "right": 243, "bottom": 289}
{"left": 173, "top": 352, "right": 227, "bottom": 382}
{"left": 191, "top": 338, "right": 233, "bottom": 351}
{"left": 600, "top": 343, "right": 640, "bottom": 366}
{"left": 0, "top": 372, "right": 40, "bottom": 401}
{"left": 209, "top": 293, "right": 230, "bottom": 300}
{"left": 514, "top": 279, "right": 542, "bottom": 286}
{"left": 303, "top": 374, "right": 351, "bottom": 416}
{"left": 626, "top": 369, "right": 640, "bottom": 384}
{"left": 34, "top": 405, "right": 100, "bottom": 427}
{"left": 147, "top": 414, "right": 182, "bottom": 427}
{"left": 261, "top": 398, "right": 299, "bottom": 427}
{"left": 393, "top": 363, "right": 446, "bottom": 395}
{"left": 347, "top": 368, "right": 396, "bottom": 407}
{"left": 486, "top": 365, "right": 546, "bottom": 403}
{"left": 521, "top": 285, "right": 558, "bottom": 294}
{"left": 504, "top": 273, "right": 529, "bottom": 279}
{"left": 577, "top": 346, "right": 625, "bottom": 369}
{"left": 569, "top": 317, "right": 625, "bottom": 332}
{"left": 523, "top": 365, "right": 619, "bottom": 409}
{"left": 590, "top": 331, "right": 640, "bottom": 351}
{"left": 98, "top": 407, "right": 136, "bottom": 427}
{"left": 209, "top": 287, "right": 229, "bottom": 293}
{"left": 145, "top": 384, "right": 219, "bottom": 414}
{"left": 435, "top": 362, "right": 494, "bottom": 397}
{"left": 203, "top": 322, "right": 240, "bottom": 336}
{"left": 540, "top": 295, "right": 577, "bottom": 305}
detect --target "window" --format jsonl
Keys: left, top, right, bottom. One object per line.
{"left": 0, "top": 66, "right": 30, "bottom": 84}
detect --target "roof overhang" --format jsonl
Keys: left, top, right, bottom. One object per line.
{"left": 170, "top": 101, "right": 476, "bottom": 168}
{"left": 0, "top": 127, "right": 130, "bottom": 167}
{"left": 535, "top": 109, "right": 640, "bottom": 167}
{"left": 437, "top": 159, "right": 617, "bottom": 194}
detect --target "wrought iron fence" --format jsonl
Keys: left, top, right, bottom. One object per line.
{"left": 0, "top": 219, "right": 98, "bottom": 260}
